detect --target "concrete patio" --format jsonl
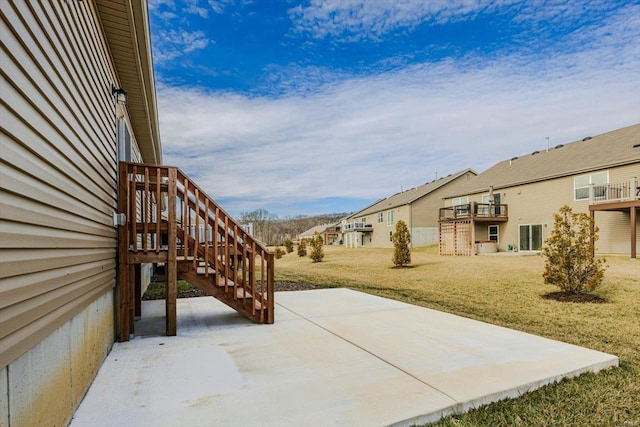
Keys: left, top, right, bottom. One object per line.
{"left": 70, "top": 288, "right": 618, "bottom": 427}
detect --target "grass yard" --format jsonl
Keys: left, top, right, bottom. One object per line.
{"left": 275, "top": 245, "right": 640, "bottom": 426}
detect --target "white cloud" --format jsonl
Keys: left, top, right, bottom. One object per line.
{"left": 153, "top": 29, "right": 210, "bottom": 63}
{"left": 156, "top": 3, "right": 640, "bottom": 216}
{"left": 287, "top": 0, "right": 628, "bottom": 43}
{"left": 288, "top": 0, "right": 516, "bottom": 41}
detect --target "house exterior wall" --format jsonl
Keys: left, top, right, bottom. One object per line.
{"left": 446, "top": 163, "right": 640, "bottom": 254}
{"left": 344, "top": 172, "right": 475, "bottom": 248}
{"left": 0, "top": 1, "right": 152, "bottom": 425}
{"left": 359, "top": 206, "right": 412, "bottom": 248}
{"left": 409, "top": 173, "right": 474, "bottom": 246}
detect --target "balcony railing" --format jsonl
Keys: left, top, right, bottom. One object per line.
{"left": 439, "top": 202, "right": 509, "bottom": 221}
{"left": 591, "top": 178, "right": 639, "bottom": 204}
{"left": 342, "top": 222, "right": 373, "bottom": 231}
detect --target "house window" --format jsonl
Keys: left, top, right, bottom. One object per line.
{"left": 488, "top": 225, "right": 499, "bottom": 243}
{"left": 519, "top": 224, "right": 543, "bottom": 251}
{"left": 377, "top": 212, "right": 383, "bottom": 223}
{"left": 452, "top": 196, "right": 468, "bottom": 206}
{"left": 387, "top": 210, "right": 394, "bottom": 225}
{"left": 117, "top": 118, "right": 132, "bottom": 162}
{"left": 452, "top": 196, "right": 469, "bottom": 215}
{"left": 574, "top": 171, "right": 608, "bottom": 200}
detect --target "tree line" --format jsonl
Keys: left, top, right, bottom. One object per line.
{"left": 237, "top": 208, "right": 349, "bottom": 246}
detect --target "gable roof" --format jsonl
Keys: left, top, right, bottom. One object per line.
{"left": 445, "top": 123, "right": 640, "bottom": 198}
{"left": 299, "top": 224, "right": 332, "bottom": 238}
{"left": 347, "top": 168, "right": 476, "bottom": 219}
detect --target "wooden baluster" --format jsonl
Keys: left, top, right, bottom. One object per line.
{"left": 233, "top": 224, "right": 240, "bottom": 307}
{"left": 204, "top": 198, "right": 209, "bottom": 277}
{"left": 242, "top": 231, "right": 247, "bottom": 293}
{"left": 131, "top": 166, "right": 138, "bottom": 253}
{"left": 194, "top": 187, "right": 199, "bottom": 270}
{"left": 182, "top": 176, "right": 189, "bottom": 258}
{"left": 143, "top": 167, "right": 149, "bottom": 253}
{"left": 259, "top": 252, "right": 265, "bottom": 319}
{"left": 155, "top": 168, "right": 161, "bottom": 253}
{"left": 213, "top": 206, "right": 219, "bottom": 288}
{"left": 225, "top": 215, "right": 230, "bottom": 295}
{"left": 250, "top": 241, "right": 256, "bottom": 307}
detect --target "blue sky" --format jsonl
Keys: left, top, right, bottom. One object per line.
{"left": 148, "top": 0, "right": 640, "bottom": 217}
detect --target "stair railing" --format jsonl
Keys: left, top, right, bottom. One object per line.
{"left": 175, "top": 169, "right": 274, "bottom": 323}
{"left": 118, "top": 161, "right": 274, "bottom": 326}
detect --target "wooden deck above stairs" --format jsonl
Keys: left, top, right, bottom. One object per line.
{"left": 117, "top": 162, "right": 274, "bottom": 341}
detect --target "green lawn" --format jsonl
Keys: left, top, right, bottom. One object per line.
{"left": 275, "top": 245, "right": 640, "bottom": 426}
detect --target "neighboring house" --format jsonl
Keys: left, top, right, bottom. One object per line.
{"left": 342, "top": 169, "right": 476, "bottom": 248}
{"left": 298, "top": 223, "right": 341, "bottom": 245}
{"left": 439, "top": 124, "right": 640, "bottom": 257}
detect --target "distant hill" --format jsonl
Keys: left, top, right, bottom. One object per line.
{"left": 238, "top": 209, "right": 349, "bottom": 245}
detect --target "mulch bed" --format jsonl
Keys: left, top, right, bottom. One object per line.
{"left": 541, "top": 291, "right": 608, "bottom": 303}
{"left": 150, "top": 281, "right": 318, "bottom": 299}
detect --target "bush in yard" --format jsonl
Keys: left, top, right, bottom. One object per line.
{"left": 297, "top": 240, "right": 307, "bottom": 257}
{"left": 308, "top": 232, "right": 324, "bottom": 262}
{"left": 392, "top": 220, "right": 411, "bottom": 267}
{"left": 274, "top": 246, "right": 284, "bottom": 259}
{"left": 542, "top": 205, "right": 606, "bottom": 294}
{"left": 283, "top": 237, "right": 294, "bottom": 253}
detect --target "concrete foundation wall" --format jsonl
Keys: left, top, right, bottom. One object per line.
{"left": 411, "top": 227, "right": 438, "bottom": 247}
{"left": 1, "top": 367, "right": 8, "bottom": 427}
{"left": 4, "top": 291, "right": 114, "bottom": 427}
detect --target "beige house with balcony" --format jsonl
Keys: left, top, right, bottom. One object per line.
{"left": 298, "top": 223, "right": 341, "bottom": 245}
{"left": 343, "top": 169, "right": 476, "bottom": 248}
{"left": 439, "top": 124, "right": 640, "bottom": 257}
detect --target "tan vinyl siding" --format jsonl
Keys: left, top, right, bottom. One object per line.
{"left": 0, "top": 0, "right": 139, "bottom": 368}
{"left": 448, "top": 163, "right": 640, "bottom": 253}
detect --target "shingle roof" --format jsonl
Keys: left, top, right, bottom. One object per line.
{"left": 298, "top": 224, "right": 332, "bottom": 238}
{"left": 445, "top": 123, "right": 640, "bottom": 198}
{"left": 347, "top": 168, "right": 476, "bottom": 218}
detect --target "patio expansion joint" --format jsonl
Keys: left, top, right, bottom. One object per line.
{"left": 276, "top": 302, "right": 459, "bottom": 404}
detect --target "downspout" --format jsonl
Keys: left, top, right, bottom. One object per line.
{"left": 408, "top": 203, "right": 412, "bottom": 248}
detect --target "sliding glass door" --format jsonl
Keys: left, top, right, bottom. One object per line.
{"left": 519, "top": 224, "right": 543, "bottom": 251}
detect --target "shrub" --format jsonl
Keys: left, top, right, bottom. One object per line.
{"left": 542, "top": 205, "right": 606, "bottom": 294}
{"left": 308, "top": 232, "right": 324, "bottom": 262}
{"left": 283, "top": 237, "right": 294, "bottom": 253}
{"left": 274, "top": 246, "right": 284, "bottom": 259}
{"left": 297, "top": 240, "right": 307, "bottom": 257}
{"left": 392, "top": 220, "right": 411, "bottom": 267}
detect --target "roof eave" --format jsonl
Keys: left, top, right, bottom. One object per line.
{"left": 96, "top": 0, "right": 162, "bottom": 164}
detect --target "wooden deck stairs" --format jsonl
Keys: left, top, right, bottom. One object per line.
{"left": 116, "top": 162, "right": 274, "bottom": 341}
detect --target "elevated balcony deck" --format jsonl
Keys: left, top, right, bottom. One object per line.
{"left": 342, "top": 222, "right": 373, "bottom": 232}
{"left": 439, "top": 203, "right": 508, "bottom": 222}
{"left": 588, "top": 178, "right": 639, "bottom": 259}
{"left": 589, "top": 179, "right": 640, "bottom": 210}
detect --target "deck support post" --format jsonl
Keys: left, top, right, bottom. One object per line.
{"left": 631, "top": 206, "right": 637, "bottom": 260}
{"left": 117, "top": 162, "right": 130, "bottom": 342}
{"left": 134, "top": 264, "right": 142, "bottom": 318}
{"left": 267, "top": 252, "right": 275, "bottom": 324}
{"left": 166, "top": 167, "right": 177, "bottom": 336}
{"left": 590, "top": 209, "right": 596, "bottom": 258}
